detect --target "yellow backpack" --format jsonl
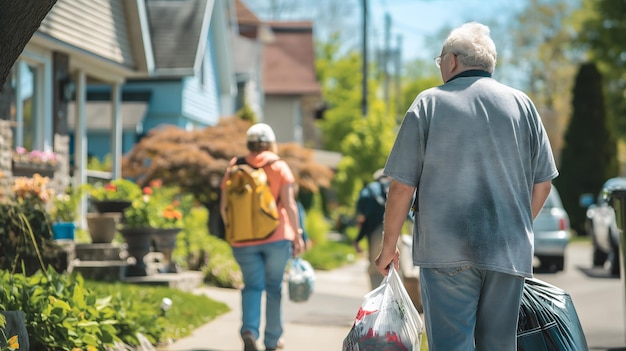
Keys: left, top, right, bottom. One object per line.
{"left": 224, "top": 158, "right": 280, "bottom": 244}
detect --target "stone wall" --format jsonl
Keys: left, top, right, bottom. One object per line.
{"left": 0, "top": 120, "right": 13, "bottom": 199}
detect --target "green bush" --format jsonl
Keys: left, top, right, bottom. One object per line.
{"left": 303, "top": 241, "right": 356, "bottom": 270}
{"left": 0, "top": 268, "right": 164, "bottom": 350}
{"left": 304, "top": 193, "right": 332, "bottom": 247}
{"left": 0, "top": 268, "right": 230, "bottom": 350}
{"left": 203, "top": 234, "right": 242, "bottom": 288}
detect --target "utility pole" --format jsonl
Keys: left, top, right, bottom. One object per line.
{"left": 361, "top": 0, "right": 368, "bottom": 117}
{"left": 395, "top": 34, "right": 403, "bottom": 122}
{"left": 383, "top": 13, "right": 391, "bottom": 109}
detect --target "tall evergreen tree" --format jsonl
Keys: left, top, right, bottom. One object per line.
{"left": 555, "top": 62, "right": 618, "bottom": 234}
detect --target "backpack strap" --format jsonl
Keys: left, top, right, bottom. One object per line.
{"left": 234, "top": 156, "right": 281, "bottom": 204}
{"left": 369, "top": 180, "right": 387, "bottom": 207}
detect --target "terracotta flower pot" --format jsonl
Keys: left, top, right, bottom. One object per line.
{"left": 86, "top": 213, "right": 122, "bottom": 244}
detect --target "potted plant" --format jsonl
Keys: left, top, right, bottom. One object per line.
{"left": 50, "top": 185, "right": 83, "bottom": 241}
{"left": 120, "top": 180, "right": 186, "bottom": 275}
{"left": 84, "top": 178, "right": 142, "bottom": 213}
{"left": 11, "top": 147, "right": 58, "bottom": 178}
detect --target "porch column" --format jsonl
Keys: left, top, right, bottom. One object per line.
{"left": 111, "top": 82, "right": 122, "bottom": 179}
{"left": 74, "top": 70, "right": 87, "bottom": 227}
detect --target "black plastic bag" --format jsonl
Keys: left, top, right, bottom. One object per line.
{"left": 517, "top": 278, "right": 588, "bottom": 351}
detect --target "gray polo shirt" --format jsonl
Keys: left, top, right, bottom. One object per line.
{"left": 384, "top": 73, "right": 558, "bottom": 278}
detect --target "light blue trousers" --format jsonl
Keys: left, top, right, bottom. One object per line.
{"left": 420, "top": 266, "right": 524, "bottom": 351}
{"left": 232, "top": 240, "right": 292, "bottom": 349}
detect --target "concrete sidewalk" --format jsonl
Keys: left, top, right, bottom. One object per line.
{"left": 164, "top": 258, "right": 371, "bottom": 351}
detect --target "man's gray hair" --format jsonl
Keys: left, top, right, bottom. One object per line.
{"left": 442, "top": 22, "right": 497, "bottom": 73}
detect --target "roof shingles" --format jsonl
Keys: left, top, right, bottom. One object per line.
{"left": 263, "top": 21, "right": 320, "bottom": 95}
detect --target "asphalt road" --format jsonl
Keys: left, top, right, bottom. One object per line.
{"left": 535, "top": 241, "right": 626, "bottom": 351}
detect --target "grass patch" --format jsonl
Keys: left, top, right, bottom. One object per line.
{"left": 85, "top": 280, "right": 229, "bottom": 341}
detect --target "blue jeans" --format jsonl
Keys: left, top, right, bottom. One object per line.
{"left": 420, "top": 266, "right": 524, "bottom": 351}
{"left": 232, "top": 240, "right": 292, "bottom": 349}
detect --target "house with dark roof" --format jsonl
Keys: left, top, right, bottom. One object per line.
{"left": 70, "top": 0, "right": 237, "bottom": 161}
{"left": 261, "top": 21, "right": 322, "bottom": 146}
{"left": 2, "top": 0, "right": 155, "bottom": 196}
{"left": 2, "top": 0, "right": 239, "bottom": 221}
{"left": 233, "top": 2, "right": 335, "bottom": 166}
{"left": 232, "top": 1, "right": 324, "bottom": 147}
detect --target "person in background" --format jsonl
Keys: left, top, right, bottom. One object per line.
{"left": 220, "top": 123, "right": 305, "bottom": 351}
{"left": 375, "top": 22, "right": 557, "bottom": 350}
{"left": 294, "top": 182, "right": 312, "bottom": 250}
{"left": 354, "top": 168, "right": 390, "bottom": 290}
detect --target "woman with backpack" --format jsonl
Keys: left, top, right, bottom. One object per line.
{"left": 220, "top": 122, "right": 305, "bottom": 351}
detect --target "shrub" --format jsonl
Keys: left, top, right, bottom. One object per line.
{"left": 0, "top": 268, "right": 165, "bottom": 350}
{"left": 50, "top": 185, "right": 82, "bottom": 222}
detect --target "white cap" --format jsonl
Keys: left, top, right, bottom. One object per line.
{"left": 246, "top": 123, "right": 276, "bottom": 143}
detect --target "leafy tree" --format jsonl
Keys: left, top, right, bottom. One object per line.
{"left": 400, "top": 59, "right": 442, "bottom": 114}
{"left": 578, "top": 0, "right": 626, "bottom": 140}
{"left": 555, "top": 62, "right": 618, "bottom": 234}
{"left": 315, "top": 36, "right": 397, "bottom": 206}
{"left": 506, "top": 0, "right": 582, "bottom": 162}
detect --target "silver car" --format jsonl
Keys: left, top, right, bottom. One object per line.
{"left": 584, "top": 177, "right": 625, "bottom": 276}
{"left": 533, "top": 186, "right": 571, "bottom": 272}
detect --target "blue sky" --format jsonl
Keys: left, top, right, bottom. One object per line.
{"left": 369, "top": 0, "right": 525, "bottom": 61}
{"left": 243, "top": 0, "right": 526, "bottom": 62}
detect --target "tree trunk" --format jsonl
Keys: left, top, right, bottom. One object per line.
{"left": 0, "top": 0, "right": 57, "bottom": 88}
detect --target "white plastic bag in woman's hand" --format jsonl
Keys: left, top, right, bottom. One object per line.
{"left": 288, "top": 258, "right": 315, "bottom": 302}
{"left": 342, "top": 265, "right": 423, "bottom": 351}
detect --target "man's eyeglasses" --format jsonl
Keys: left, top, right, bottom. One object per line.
{"left": 435, "top": 52, "right": 463, "bottom": 68}
{"left": 434, "top": 54, "right": 444, "bottom": 68}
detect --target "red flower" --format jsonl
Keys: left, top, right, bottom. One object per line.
{"left": 105, "top": 184, "right": 117, "bottom": 192}
{"left": 143, "top": 187, "right": 153, "bottom": 195}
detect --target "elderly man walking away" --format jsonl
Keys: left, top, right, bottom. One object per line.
{"left": 375, "top": 22, "right": 558, "bottom": 351}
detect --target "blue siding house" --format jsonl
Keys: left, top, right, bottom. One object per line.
{"left": 81, "top": 0, "right": 237, "bottom": 160}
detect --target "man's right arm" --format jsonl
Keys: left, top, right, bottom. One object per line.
{"left": 531, "top": 181, "right": 552, "bottom": 220}
{"left": 375, "top": 179, "right": 415, "bottom": 275}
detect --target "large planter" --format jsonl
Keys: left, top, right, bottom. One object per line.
{"left": 152, "top": 228, "right": 182, "bottom": 273}
{"left": 52, "top": 222, "right": 76, "bottom": 241}
{"left": 86, "top": 213, "right": 121, "bottom": 243}
{"left": 92, "top": 200, "right": 132, "bottom": 214}
{"left": 119, "top": 227, "right": 155, "bottom": 277}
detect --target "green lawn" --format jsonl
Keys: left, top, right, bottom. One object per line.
{"left": 85, "top": 280, "right": 229, "bottom": 342}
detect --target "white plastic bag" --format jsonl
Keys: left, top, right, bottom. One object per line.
{"left": 288, "top": 258, "right": 315, "bottom": 302}
{"left": 343, "top": 265, "right": 423, "bottom": 351}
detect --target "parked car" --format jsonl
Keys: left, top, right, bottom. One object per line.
{"left": 584, "top": 177, "right": 626, "bottom": 276}
{"left": 533, "top": 186, "right": 571, "bottom": 272}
